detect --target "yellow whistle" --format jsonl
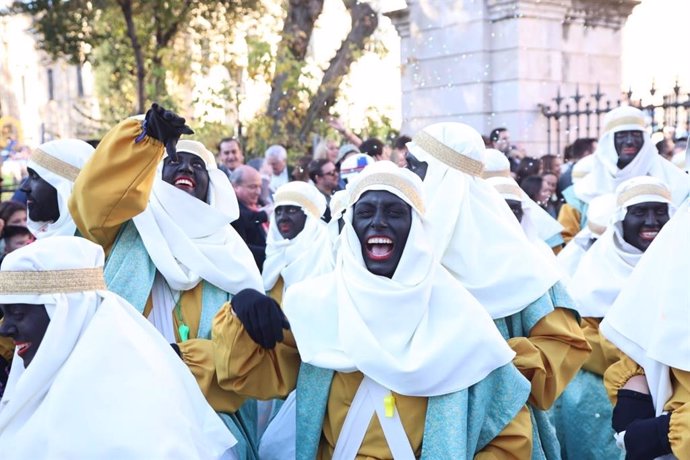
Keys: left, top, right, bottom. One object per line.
{"left": 384, "top": 394, "right": 395, "bottom": 418}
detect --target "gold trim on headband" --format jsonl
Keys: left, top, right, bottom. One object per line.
{"left": 493, "top": 183, "right": 524, "bottom": 199}
{"left": 412, "top": 131, "right": 484, "bottom": 177}
{"left": 604, "top": 116, "right": 645, "bottom": 133}
{"left": 617, "top": 184, "right": 671, "bottom": 207}
{"left": 0, "top": 268, "right": 106, "bottom": 294}
{"left": 274, "top": 190, "right": 321, "bottom": 219}
{"left": 587, "top": 220, "right": 606, "bottom": 236}
{"left": 350, "top": 172, "right": 425, "bottom": 214}
{"left": 482, "top": 170, "right": 511, "bottom": 179}
{"left": 30, "top": 148, "right": 81, "bottom": 182}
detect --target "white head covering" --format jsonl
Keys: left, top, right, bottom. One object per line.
{"left": 481, "top": 148, "right": 512, "bottom": 179}
{"left": 485, "top": 175, "right": 564, "bottom": 250}
{"left": 0, "top": 237, "right": 235, "bottom": 459}
{"left": 557, "top": 193, "right": 617, "bottom": 278}
{"left": 406, "top": 122, "right": 561, "bottom": 319}
{"left": 262, "top": 181, "right": 333, "bottom": 293}
{"left": 574, "top": 106, "right": 690, "bottom": 205}
{"left": 569, "top": 176, "right": 673, "bottom": 318}
{"left": 571, "top": 154, "right": 595, "bottom": 184}
{"left": 327, "top": 189, "right": 350, "bottom": 257}
{"left": 284, "top": 161, "right": 515, "bottom": 396}
{"left": 601, "top": 198, "right": 690, "bottom": 415}
{"left": 26, "top": 139, "right": 95, "bottom": 238}
{"left": 131, "top": 140, "right": 263, "bottom": 294}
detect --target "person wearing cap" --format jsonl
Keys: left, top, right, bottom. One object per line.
{"left": 335, "top": 143, "right": 361, "bottom": 190}
{"left": 555, "top": 176, "right": 674, "bottom": 459}
{"left": 263, "top": 181, "right": 333, "bottom": 305}
{"left": 20, "top": 139, "right": 94, "bottom": 239}
{"left": 558, "top": 106, "right": 690, "bottom": 244}
{"left": 68, "top": 103, "right": 267, "bottom": 458}
{"left": 601, "top": 198, "right": 689, "bottom": 460}
{"left": 558, "top": 155, "right": 595, "bottom": 244}
{"left": 556, "top": 193, "right": 617, "bottom": 280}
{"left": 404, "top": 122, "right": 591, "bottom": 459}
{"left": 0, "top": 236, "right": 237, "bottom": 459}
{"left": 213, "top": 161, "right": 533, "bottom": 459}
{"left": 483, "top": 148, "right": 564, "bottom": 255}
{"left": 340, "top": 153, "right": 375, "bottom": 186}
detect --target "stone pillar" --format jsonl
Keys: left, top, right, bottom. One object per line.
{"left": 388, "top": 0, "right": 638, "bottom": 156}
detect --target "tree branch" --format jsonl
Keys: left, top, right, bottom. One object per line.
{"left": 116, "top": 0, "right": 146, "bottom": 113}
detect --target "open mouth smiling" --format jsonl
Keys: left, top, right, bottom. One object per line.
{"left": 14, "top": 341, "right": 32, "bottom": 357}
{"left": 365, "top": 236, "right": 394, "bottom": 261}
{"left": 174, "top": 176, "right": 196, "bottom": 192}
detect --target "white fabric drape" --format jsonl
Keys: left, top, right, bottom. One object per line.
{"left": 0, "top": 237, "right": 236, "bottom": 459}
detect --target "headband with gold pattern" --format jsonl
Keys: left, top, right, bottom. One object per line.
{"left": 604, "top": 116, "right": 645, "bottom": 134}
{"left": 482, "top": 170, "right": 512, "bottom": 179}
{"left": 30, "top": 148, "right": 81, "bottom": 182}
{"left": 617, "top": 184, "right": 671, "bottom": 207}
{"left": 350, "top": 172, "right": 425, "bottom": 214}
{"left": 492, "top": 183, "right": 524, "bottom": 199}
{"left": 274, "top": 190, "right": 322, "bottom": 219}
{"left": 412, "top": 131, "right": 485, "bottom": 177}
{"left": 0, "top": 268, "right": 106, "bottom": 294}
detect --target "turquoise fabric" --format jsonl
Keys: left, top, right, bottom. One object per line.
{"left": 552, "top": 370, "right": 623, "bottom": 460}
{"left": 295, "top": 363, "right": 530, "bottom": 459}
{"left": 494, "top": 282, "right": 577, "bottom": 460}
{"left": 103, "top": 220, "right": 258, "bottom": 459}
{"left": 545, "top": 232, "right": 565, "bottom": 249}
{"left": 561, "top": 185, "right": 589, "bottom": 228}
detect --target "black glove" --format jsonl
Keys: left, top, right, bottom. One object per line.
{"left": 232, "top": 289, "right": 289, "bottom": 349}
{"left": 170, "top": 343, "right": 182, "bottom": 358}
{"left": 612, "top": 389, "right": 656, "bottom": 432}
{"left": 143, "top": 103, "right": 194, "bottom": 161}
{"left": 624, "top": 413, "right": 672, "bottom": 460}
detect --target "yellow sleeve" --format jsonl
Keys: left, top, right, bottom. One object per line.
{"left": 68, "top": 118, "right": 164, "bottom": 255}
{"left": 666, "top": 368, "right": 690, "bottom": 459}
{"left": 557, "top": 204, "right": 581, "bottom": 245}
{"left": 508, "top": 308, "right": 592, "bottom": 410}
{"left": 580, "top": 317, "right": 621, "bottom": 376}
{"left": 603, "top": 353, "right": 645, "bottom": 404}
{"left": 178, "top": 338, "right": 247, "bottom": 413}
{"left": 267, "top": 276, "right": 284, "bottom": 306}
{"left": 212, "top": 303, "right": 300, "bottom": 400}
{"left": 0, "top": 335, "right": 14, "bottom": 362}
{"left": 475, "top": 404, "right": 533, "bottom": 460}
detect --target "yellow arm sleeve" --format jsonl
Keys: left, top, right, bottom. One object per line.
{"left": 666, "top": 368, "right": 690, "bottom": 459}
{"left": 603, "top": 353, "right": 645, "bottom": 404}
{"left": 267, "top": 276, "right": 284, "bottom": 306}
{"left": 475, "top": 405, "right": 533, "bottom": 460}
{"left": 68, "top": 118, "right": 164, "bottom": 255}
{"left": 580, "top": 317, "right": 621, "bottom": 376}
{"left": 508, "top": 308, "right": 592, "bottom": 410}
{"left": 212, "top": 303, "right": 300, "bottom": 400}
{"left": 557, "top": 204, "right": 581, "bottom": 245}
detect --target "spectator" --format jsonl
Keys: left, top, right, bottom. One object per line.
{"left": 0, "top": 200, "right": 27, "bottom": 227}
{"left": 541, "top": 170, "right": 562, "bottom": 217}
{"left": 327, "top": 116, "right": 363, "bottom": 147}
{"left": 359, "top": 138, "right": 391, "bottom": 161}
{"left": 1, "top": 225, "right": 34, "bottom": 262}
{"left": 520, "top": 175, "right": 547, "bottom": 206}
{"left": 217, "top": 137, "right": 245, "bottom": 176}
{"left": 265, "top": 144, "right": 291, "bottom": 193}
{"left": 313, "top": 138, "right": 339, "bottom": 163}
{"left": 558, "top": 138, "right": 597, "bottom": 195}
{"left": 656, "top": 137, "right": 675, "bottom": 161}
{"left": 541, "top": 154, "right": 562, "bottom": 178}
{"left": 391, "top": 135, "right": 412, "bottom": 168}
{"left": 515, "top": 157, "right": 541, "bottom": 185}
{"left": 290, "top": 155, "right": 312, "bottom": 182}
{"left": 230, "top": 166, "right": 270, "bottom": 271}
{"left": 308, "top": 159, "right": 339, "bottom": 222}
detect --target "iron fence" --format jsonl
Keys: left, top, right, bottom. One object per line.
{"left": 538, "top": 82, "right": 690, "bottom": 156}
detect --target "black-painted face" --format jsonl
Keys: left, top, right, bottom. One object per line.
{"left": 21, "top": 168, "right": 59, "bottom": 222}
{"left": 275, "top": 205, "right": 307, "bottom": 240}
{"left": 614, "top": 130, "right": 644, "bottom": 169}
{"left": 505, "top": 199, "right": 524, "bottom": 223}
{"left": 161, "top": 152, "right": 210, "bottom": 202}
{"left": 352, "top": 190, "right": 412, "bottom": 278}
{"left": 621, "top": 202, "right": 669, "bottom": 252}
{"left": 0, "top": 303, "right": 50, "bottom": 369}
{"left": 405, "top": 151, "right": 428, "bottom": 180}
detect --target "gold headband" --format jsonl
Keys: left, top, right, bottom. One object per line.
{"left": 587, "top": 220, "right": 606, "bottom": 236}
{"left": 493, "top": 183, "right": 523, "bottom": 199}
{"left": 412, "top": 131, "right": 484, "bottom": 177}
{"left": 274, "top": 190, "right": 321, "bottom": 219}
{"left": 617, "top": 184, "right": 671, "bottom": 207}
{"left": 604, "top": 116, "right": 645, "bottom": 133}
{"left": 30, "top": 148, "right": 81, "bottom": 182}
{"left": 0, "top": 268, "right": 107, "bottom": 294}
{"left": 350, "top": 172, "right": 425, "bottom": 214}
{"left": 482, "top": 170, "right": 511, "bottom": 179}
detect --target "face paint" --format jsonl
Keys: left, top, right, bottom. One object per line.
{"left": 275, "top": 205, "right": 307, "bottom": 240}
{"left": 0, "top": 303, "right": 50, "bottom": 369}
{"left": 621, "top": 202, "right": 670, "bottom": 252}
{"left": 614, "top": 130, "right": 644, "bottom": 169}
{"left": 162, "top": 152, "right": 210, "bottom": 202}
{"left": 505, "top": 199, "right": 524, "bottom": 223}
{"left": 21, "top": 168, "right": 59, "bottom": 223}
{"left": 405, "top": 151, "right": 428, "bottom": 180}
{"left": 352, "top": 190, "right": 412, "bottom": 278}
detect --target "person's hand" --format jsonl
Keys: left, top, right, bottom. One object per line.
{"left": 612, "top": 389, "right": 655, "bottom": 432}
{"left": 327, "top": 116, "right": 346, "bottom": 134}
{"left": 231, "top": 289, "right": 289, "bottom": 349}
{"left": 143, "top": 103, "right": 194, "bottom": 161}
{"left": 623, "top": 414, "right": 672, "bottom": 459}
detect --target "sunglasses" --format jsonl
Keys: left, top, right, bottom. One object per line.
{"left": 321, "top": 170, "right": 338, "bottom": 177}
